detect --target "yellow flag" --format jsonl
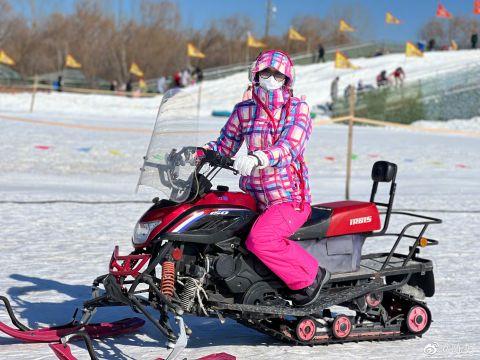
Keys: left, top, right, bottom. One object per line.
{"left": 288, "top": 27, "right": 306, "bottom": 42}
{"left": 339, "top": 20, "right": 355, "bottom": 32}
{"left": 405, "top": 42, "right": 423, "bottom": 57}
{"left": 334, "top": 51, "right": 359, "bottom": 69}
{"left": 247, "top": 33, "right": 266, "bottom": 48}
{"left": 0, "top": 50, "right": 15, "bottom": 66}
{"left": 129, "top": 62, "right": 144, "bottom": 77}
{"left": 451, "top": 40, "right": 458, "bottom": 50}
{"left": 65, "top": 54, "right": 81, "bottom": 68}
{"left": 385, "top": 12, "right": 401, "bottom": 24}
{"left": 187, "top": 43, "right": 206, "bottom": 58}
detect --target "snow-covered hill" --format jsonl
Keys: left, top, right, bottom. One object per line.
{"left": 1, "top": 49, "right": 480, "bottom": 125}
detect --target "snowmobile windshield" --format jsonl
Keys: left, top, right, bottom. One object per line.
{"left": 136, "top": 88, "right": 202, "bottom": 203}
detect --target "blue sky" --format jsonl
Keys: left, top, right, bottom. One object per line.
{"left": 12, "top": 0, "right": 480, "bottom": 42}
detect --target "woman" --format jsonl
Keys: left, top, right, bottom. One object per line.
{"left": 206, "top": 50, "right": 329, "bottom": 306}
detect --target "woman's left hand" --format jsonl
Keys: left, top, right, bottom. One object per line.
{"left": 233, "top": 155, "right": 259, "bottom": 176}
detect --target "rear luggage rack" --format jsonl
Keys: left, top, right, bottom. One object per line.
{"left": 370, "top": 210, "right": 441, "bottom": 270}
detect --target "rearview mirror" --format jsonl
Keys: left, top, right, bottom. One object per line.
{"left": 371, "top": 161, "right": 397, "bottom": 182}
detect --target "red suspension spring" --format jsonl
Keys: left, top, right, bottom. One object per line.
{"left": 160, "top": 261, "right": 175, "bottom": 297}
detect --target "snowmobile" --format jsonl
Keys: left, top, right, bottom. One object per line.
{"left": 0, "top": 89, "right": 441, "bottom": 359}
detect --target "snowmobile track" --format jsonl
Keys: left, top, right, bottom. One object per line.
{"left": 211, "top": 278, "right": 384, "bottom": 316}
{"left": 237, "top": 290, "right": 428, "bottom": 346}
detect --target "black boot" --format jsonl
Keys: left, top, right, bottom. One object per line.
{"left": 289, "top": 267, "right": 330, "bottom": 307}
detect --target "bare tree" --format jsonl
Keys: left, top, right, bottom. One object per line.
{"left": 420, "top": 16, "right": 480, "bottom": 48}
{"left": 0, "top": 0, "right": 17, "bottom": 43}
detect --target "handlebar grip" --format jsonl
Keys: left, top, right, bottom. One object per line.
{"left": 223, "top": 157, "right": 234, "bottom": 168}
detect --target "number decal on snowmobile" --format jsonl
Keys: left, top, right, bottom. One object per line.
{"left": 349, "top": 216, "right": 372, "bottom": 226}
{"left": 210, "top": 210, "right": 230, "bottom": 215}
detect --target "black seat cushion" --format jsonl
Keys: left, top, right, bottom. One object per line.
{"left": 290, "top": 206, "right": 332, "bottom": 241}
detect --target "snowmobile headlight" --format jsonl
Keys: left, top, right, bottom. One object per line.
{"left": 132, "top": 220, "right": 161, "bottom": 245}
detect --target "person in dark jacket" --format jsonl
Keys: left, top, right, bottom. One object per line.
{"left": 126, "top": 79, "right": 133, "bottom": 92}
{"left": 471, "top": 33, "right": 478, "bottom": 49}
{"left": 427, "top": 38, "right": 436, "bottom": 51}
{"left": 193, "top": 66, "right": 204, "bottom": 83}
{"left": 317, "top": 44, "right": 325, "bottom": 63}
{"left": 376, "top": 70, "right": 389, "bottom": 88}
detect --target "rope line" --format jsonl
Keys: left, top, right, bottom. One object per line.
{"left": 0, "top": 113, "right": 151, "bottom": 133}
{"left": 1, "top": 112, "right": 477, "bottom": 137}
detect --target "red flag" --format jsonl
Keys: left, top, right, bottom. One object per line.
{"left": 436, "top": 4, "right": 452, "bottom": 19}
{"left": 474, "top": 0, "right": 480, "bottom": 15}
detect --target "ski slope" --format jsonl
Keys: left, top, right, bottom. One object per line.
{"left": 1, "top": 49, "right": 480, "bottom": 123}
{"left": 0, "top": 50, "right": 479, "bottom": 359}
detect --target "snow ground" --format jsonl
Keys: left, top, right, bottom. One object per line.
{"left": 1, "top": 51, "right": 480, "bottom": 359}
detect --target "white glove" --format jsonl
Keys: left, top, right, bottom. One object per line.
{"left": 252, "top": 151, "right": 269, "bottom": 170}
{"left": 233, "top": 155, "right": 259, "bottom": 176}
{"left": 233, "top": 151, "right": 269, "bottom": 176}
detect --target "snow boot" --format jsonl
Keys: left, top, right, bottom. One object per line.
{"left": 290, "top": 267, "right": 330, "bottom": 307}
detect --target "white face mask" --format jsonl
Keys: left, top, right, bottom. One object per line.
{"left": 259, "top": 76, "right": 284, "bottom": 91}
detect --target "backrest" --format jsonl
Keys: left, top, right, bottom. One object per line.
{"left": 371, "top": 161, "right": 397, "bottom": 183}
{"left": 370, "top": 161, "right": 397, "bottom": 235}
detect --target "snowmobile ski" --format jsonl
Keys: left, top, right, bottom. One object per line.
{"left": 0, "top": 316, "right": 144, "bottom": 343}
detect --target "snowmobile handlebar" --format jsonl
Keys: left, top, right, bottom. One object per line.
{"left": 166, "top": 147, "right": 235, "bottom": 171}
{"left": 197, "top": 148, "right": 235, "bottom": 170}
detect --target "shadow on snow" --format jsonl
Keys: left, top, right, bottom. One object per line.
{"left": 1, "top": 274, "right": 275, "bottom": 358}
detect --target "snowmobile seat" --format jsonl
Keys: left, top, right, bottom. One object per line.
{"left": 292, "top": 201, "right": 381, "bottom": 274}
{"left": 291, "top": 201, "right": 381, "bottom": 241}
{"left": 290, "top": 206, "right": 332, "bottom": 240}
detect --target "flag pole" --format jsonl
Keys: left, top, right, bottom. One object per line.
{"left": 448, "top": 19, "right": 452, "bottom": 45}
{"left": 345, "top": 86, "right": 356, "bottom": 200}
{"left": 30, "top": 74, "right": 38, "bottom": 113}
{"left": 196, "top": 81, "right": 202, "bottom": 120}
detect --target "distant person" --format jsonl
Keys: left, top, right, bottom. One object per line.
{"left": 317, "top": 44, "right": 325, "bottom": 63}
{"left": 471, "top": 33, "right": 478, "bottom": 49}
{"left": 53, "top": 76, "right": 63, "bottom": 92}
{"left": 126, "top": 79, "right": 133, "bottom": 92}
{"left": 392, "top": 67, "right": 405, "bottom": 87}
{"left": 357, "top": 80, "right": 365, "bottom": 92}
{"left": 242, "top": 84, "right": 253, "bottom": 101}
{"left": 344, "top": 84, "right": 355, "bottom": 100}
{"left": 181, "top": 69, "right": 191, "bottom": 87}
{"left": 173, "top": 71, "right": 182, "bottom": 87}
{"left": 139, "top": 79, "right": 148, "bottom": 92}
{"left": 157, "top": 76, "right": 166, "bottom": 93}
{"left": 376, "top": 70, "right": 389, "bottom": 88}
{"left": 357, "top": 80, "right": 374, "bottom": 94}
{"left": 427, "top": 38, "right": 436, "bottom": 51}
{"left": 193, "top": 66, "right": 204, "bottom": 83}
{"left": 109, "top": 80, "right": 117, "bottom": 92}
{"left": 330, "top": 76, "right": 339, "bottom": 102}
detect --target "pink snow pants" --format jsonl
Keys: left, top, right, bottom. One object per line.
{"left": 245, "top": 202, "right": 319, "bottom": 290}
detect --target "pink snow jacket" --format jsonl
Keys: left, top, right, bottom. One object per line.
{"left": 207, "top": 51, "right": 312, "bottom": 211}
